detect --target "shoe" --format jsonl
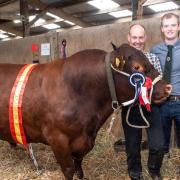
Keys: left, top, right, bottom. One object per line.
{"left": 131, "top": 176, "right": 144, "bottom": 180}
{"left": 150, "top": 173, "right": 162, "bottom": 180}
{"left": 164, "top": 152, "right": 170, "bottom": 160}
{"left": 129, "top": 172, "right": 144, "bottom": 180}
{"left": 113, "top": 138, "right": 126, "bottom": 152}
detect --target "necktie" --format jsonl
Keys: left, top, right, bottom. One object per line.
{"left": 163, "top": 45, "right": 173, "bottom": 83}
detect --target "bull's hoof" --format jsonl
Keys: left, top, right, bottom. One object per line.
{"left": 9, "top": 142, "right": 17, "bottom": 148}
{"left": 75, "top": 170, "right": 84, "bottom": 179}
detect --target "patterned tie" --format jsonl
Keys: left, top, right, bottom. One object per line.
{"left": 163, "top": 45, "right": 173, "bottom": 83}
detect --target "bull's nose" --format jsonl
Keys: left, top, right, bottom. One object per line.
{"left": 165, "top": 84, "right": 172, "bottom": 96}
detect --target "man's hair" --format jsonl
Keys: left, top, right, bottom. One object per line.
{"left": 128, "top": 24, "right": 146, "bottom": 35}
{"left": 161, "top": 13, "right": 180, "bottom": 27}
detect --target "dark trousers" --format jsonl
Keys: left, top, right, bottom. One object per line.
{"left": 160, "top": 100, "right": 180, "bottom": 152}
{"left": 122, "top": 105, "right": 164, "bottom": 177}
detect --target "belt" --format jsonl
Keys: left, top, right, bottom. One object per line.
{"left": 167, "top": 95, "right": 180, "bottom": 101}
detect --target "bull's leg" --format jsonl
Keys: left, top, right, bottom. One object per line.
{"left": 9, "top": 142, "right": 17, "bottom": 148}
{"left": 71, "top": 136, "right": 95, "bottom": 179}
{"left": 73, "top": 155, "right": 84, "bottom": 179}
{"left": 51, "top": 134, "right": 75, "bottom": 180}
{"left": 53, "top": 147, "right": 75, "bottom": 180}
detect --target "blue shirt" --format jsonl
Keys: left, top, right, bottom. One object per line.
{"left": 151, "top": 40, "right": 180, "bottom": 95}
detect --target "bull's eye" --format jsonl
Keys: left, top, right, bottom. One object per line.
{"left": 144, "top": 65, "right": 150, "bottom": 74}
{"left": 133, "top": 65, "right": 144, "bottom": 72}
{"left": 134, "top": 65, "right": 140, "bottom": 71}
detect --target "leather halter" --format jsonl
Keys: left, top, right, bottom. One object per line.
{"left": 105, "top": 53, "right": 162, "bottom": 128}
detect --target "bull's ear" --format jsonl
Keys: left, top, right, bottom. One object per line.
{"left": 114, "top": 56, "right": 125, "bottom": 70}
{"left": 111, "top": 42, "right": 117, "bottom": 50}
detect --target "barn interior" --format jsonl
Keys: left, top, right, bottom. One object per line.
{"left": 0, "top": 0, "right": 179, "bottom": 180}
{"left": 0, "top": 0, "right": 179, "bottom": 64}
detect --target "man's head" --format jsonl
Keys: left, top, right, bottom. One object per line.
{"left": 161, "top": 13, "right": 180, "bottom": 42}
{"left": 127, "top": 24, "right": 146, "bottom": 51}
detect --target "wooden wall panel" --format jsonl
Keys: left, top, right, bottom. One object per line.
{"left": 0, "top": 13, "right": 180, "bottom": 64}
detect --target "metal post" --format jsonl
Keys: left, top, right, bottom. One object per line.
{"left": 131, "top": 0, "right": 138, "bottom": 20}
{"left": 20, "top": 0, "right": 30, "bottom": 37}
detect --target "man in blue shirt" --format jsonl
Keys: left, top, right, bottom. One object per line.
{"left": 151, "top": 13, "right": 180, "bottom": 156}
{"left": 114, "top": 24, "right": 171, "bottom": 180}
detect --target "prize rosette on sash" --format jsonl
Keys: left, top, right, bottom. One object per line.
{"left": 9, "top": 64, "right": 37, "bottom": 147}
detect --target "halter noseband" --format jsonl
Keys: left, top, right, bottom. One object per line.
{"left": 105, "top": 53, "right": 162, "bottom": 128}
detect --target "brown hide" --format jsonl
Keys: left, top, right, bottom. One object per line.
{"left": 0, "top": 44, "right": 169, "bottom": 180}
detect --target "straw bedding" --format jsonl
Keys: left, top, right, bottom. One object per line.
{"left": 0, "top": 129, "right": 179, "bottom": 180}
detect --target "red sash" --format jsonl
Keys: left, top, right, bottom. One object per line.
{"left": 9, "top": 64, "right": 37, "bottom": 147}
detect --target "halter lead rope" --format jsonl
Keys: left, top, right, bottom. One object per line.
{"left": 111, "top": 63, "right": 162, "bottom": 107}
{"left": 106, "top": 53, "right": 162, "bottom": 130}
{"left": 112, "top": 64, "right": 162, "bottom": 128}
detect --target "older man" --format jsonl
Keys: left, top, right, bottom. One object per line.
{"left": 115, "top": 24, "right": 169, "bottom": 180}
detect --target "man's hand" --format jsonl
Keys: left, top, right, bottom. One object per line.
{"left": 165, "top": 84, "right": 172, "bottom": 96}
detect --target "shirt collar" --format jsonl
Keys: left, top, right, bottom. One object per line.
{"left": 164, "top": 39, "right": 180, "bottom": 47}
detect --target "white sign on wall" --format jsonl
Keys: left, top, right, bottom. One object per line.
{"left": 41, "top": 43, "right": 50, "bottom": 56}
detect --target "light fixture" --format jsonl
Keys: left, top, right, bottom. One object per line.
{"left": 15, "top": 36, "right": 22, "bottom": 39}
{"left": 29, "top": 16, "right": 46, "bottom": 26}
{"left": 64, "top": 20, "right": 75, "bottom": 25}
{"left": 0, "top": 30, "right": 6, "bottom": 33}
{"left": 7, "top": 32, "right": 16, "bottom": 36}
{"left": 148, "top": 1, "right": 179, "bottom": 12}
{"left": 2, "top": 37, "right": 11, "bottom": 41}
{"left": 87, "top": 0, "right": 119, "bottom": 10}
{"left": 13, "top": 19, "right": 21, "bottom": 23}
{"left": 109, "top": 10, "right": 132, "bottom": 18}
{"left": 0, "top": 34, "right": 8, "bottom": 39}
{"left": 73, "top": 26, "right": 82, "bottom": 29}
{"left": 42, "top": 23, "right": 60, "bottom": 29}
{"left": 13, "top": 17, "right": 45, "bottom": 26}
{"left": 46, "top": 12, "right": 63, "bottom": 20}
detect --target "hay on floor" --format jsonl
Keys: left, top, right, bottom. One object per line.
{"left": 0, "top": 129, "right": 179, "bottom": 180}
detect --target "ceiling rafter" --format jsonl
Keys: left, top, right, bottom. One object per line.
{"left": 0, "top": 0, "right": 17, "bottom": 7}
{"left": 27, "top": 0, "right": 91, "bottom": 27}
{"left": 0, "top": 13, "right": 19, "bottom": 20}
{"left": 29, "top": 7, "right": 48, "bottom": 27}
{"left": 0, "top": 22, "right": 22, "bottom": 36}
{"left": 137, "top": 0, "right": 148, "bottom": 19}
{"left": 0, "top": 0, "right": 179, "bottom": 40}
{"left": 74, "top": 5, "right": 131, "bottom": 18}
{"left": 46, "top": 0, "right": 90, "bottom": 8}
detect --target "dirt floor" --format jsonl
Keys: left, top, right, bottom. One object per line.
{"left": 0, "top": 129, "right": 179, "bottom": 180}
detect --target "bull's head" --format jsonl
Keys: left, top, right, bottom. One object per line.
{"left": 110, "top": 43, "right": 171, "bottom": 105}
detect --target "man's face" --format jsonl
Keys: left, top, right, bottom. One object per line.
{"left": 161, "top": 16, "right": 180, "bottom": 41}
{"left": 127, "top": 26, "right": 146, "bottom": 51}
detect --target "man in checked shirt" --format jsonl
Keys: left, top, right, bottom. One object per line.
{"left": 114, "top": 24, "right": 171, "bottom": 180}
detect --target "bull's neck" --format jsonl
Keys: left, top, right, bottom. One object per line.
{"left": 63, "top": 57, "right": 114, "bottom": 130}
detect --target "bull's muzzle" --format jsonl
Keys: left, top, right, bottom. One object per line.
{"left": 153, "top": 84, "right": 172, "bottom": 104}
